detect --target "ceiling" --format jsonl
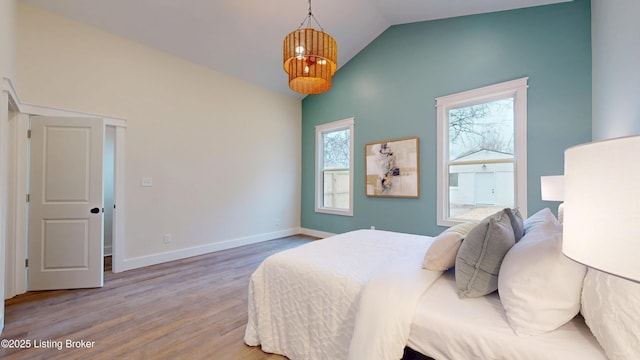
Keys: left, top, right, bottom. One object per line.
{"left": 21, "top": 0, "right": 571, "bottom": 99}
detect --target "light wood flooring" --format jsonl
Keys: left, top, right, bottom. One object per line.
{"left": 2, "top": 235, "right": 316, "bottom": 360}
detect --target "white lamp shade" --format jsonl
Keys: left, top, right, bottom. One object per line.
{"left": 563, "top": 135, "right": 640, "bottom": 282}
{"left": 540, "top": 175, "right": 564, "bottom": 201}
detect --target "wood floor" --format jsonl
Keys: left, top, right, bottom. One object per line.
{"left": 1, "top": 235, "right": 315, "bottom": 360}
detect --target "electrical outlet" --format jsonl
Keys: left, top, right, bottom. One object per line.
{"left": 275, "top": 218, "right": 281, "bottom": 227}
{"left": 370, "top": 226, "right": 375, "bottom": 230}
{"left": 163, "top": 233, "right": 172, "bottom": 244}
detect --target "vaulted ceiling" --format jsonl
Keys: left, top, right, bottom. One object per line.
{"left": 21, "top": 0, "right": 571, "bottom": 98}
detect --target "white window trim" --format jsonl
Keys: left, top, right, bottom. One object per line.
{"left": 435, "top": 77, "right": 528, "bottom": 226}
{"left": 315, "top": 117, "right": 355, "bottom": 216}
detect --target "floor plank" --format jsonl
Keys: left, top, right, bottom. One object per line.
{"left": 2, "top": 235, "right": 315, "bottom": 360}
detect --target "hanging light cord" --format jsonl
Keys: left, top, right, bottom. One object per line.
{"left": 297, "top": 0, "right": 325, "bottom": 32}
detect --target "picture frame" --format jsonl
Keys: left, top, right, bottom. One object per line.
{"left": 365, "top": 137, "right": 419, "bottom": 198}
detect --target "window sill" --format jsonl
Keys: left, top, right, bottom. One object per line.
{"left": 315, "top": 208, "right": 353, "bottom": 217}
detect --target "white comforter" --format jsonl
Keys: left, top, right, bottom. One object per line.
{"left": 244, "top": 229, "right": 442, "bottom": 360}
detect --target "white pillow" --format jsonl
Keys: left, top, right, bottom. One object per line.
{"left": 498, "top": 208, "right": 587, "bottom": 335}
{"left": 423, "top": 232, "right": 463, "bottom": 271}
{"left": 582, "top": 268, "right": 640, "bottom": 360}
{"left": 444, "top": 221, "right": 477, "bottom": 237}
{"left": 523, "top": 207, "right": 558, "bottom": 233}
{"left": 423, "top": 222, "right": 476, "bottom": 271}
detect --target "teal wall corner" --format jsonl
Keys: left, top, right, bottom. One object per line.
{"left": 302, "top": 0, "right": 592, "bottom": 236}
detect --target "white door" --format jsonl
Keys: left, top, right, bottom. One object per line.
{"left": 28, "top": 116, "right": 104, "bottom": 290}
{"left": 475, "top": 172, "right": 496, "bottom": 205}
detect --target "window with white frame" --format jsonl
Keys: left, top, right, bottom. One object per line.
{"left": 436, "top": 78, "right": 528, "bottom": 226}
{"left": 315, "top": 117, "right": 354, "bottom": 216}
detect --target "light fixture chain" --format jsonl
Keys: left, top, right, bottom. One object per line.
{"left": 296, "top": 0, "right": 325, "bottom": 32}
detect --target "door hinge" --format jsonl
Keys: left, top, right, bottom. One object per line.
{"left": 25, "top": 259, "right": 29, "bottom": 268}
{"left": 26, "top": 194, "right": 30, "bottom": 203}
{"left": 27, "top": 129, "right": 32, "bottom": 139}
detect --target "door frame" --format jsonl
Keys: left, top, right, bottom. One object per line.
{"left": 4, "top": 88, "right": 27, "bottom": 299}
{"left": 1, "top": 78, "right": 21, "bottom": 332}
{"left": 3, "top": 79, "right": 127, "bottom": 298}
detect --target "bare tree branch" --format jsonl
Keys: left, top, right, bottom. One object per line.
{"left": 449, "top": 100, "right": 514, "bottom": 159}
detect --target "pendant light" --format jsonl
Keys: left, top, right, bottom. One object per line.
{"left": 283, "top": 0, "right": 337, "bottom": 94}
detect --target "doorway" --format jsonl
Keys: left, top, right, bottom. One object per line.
{"left": 104, "top": 126, "right": 116, "bottom": 260}
{"left": 4, "top": 105, "right": 126, "bottom": 297}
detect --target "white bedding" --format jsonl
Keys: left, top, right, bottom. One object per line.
{"left": 244, "top": 229, "right": 441, "bottom": 360}
{"left": 408, "top": 270, "right": 607, "bottom": 360}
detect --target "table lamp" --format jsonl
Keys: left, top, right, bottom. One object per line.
{"left": 540, "top": 175, "right": 564, "bottom": 223}
{"left": 563, "top": 135, "right": 640, "bottom": 282}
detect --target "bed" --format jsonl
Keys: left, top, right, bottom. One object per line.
{"left": 244, "top": 229, "right": 441, "bottom": 359}
{"left": 244, "top": 209, "right": 617, "bottom": 360}
{"left": 408, "top": 270, "right": 606, "bottom": 360}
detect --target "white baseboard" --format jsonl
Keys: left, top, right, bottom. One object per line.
{"left": 298, "top": 227, "right": 336, "bottom": 239}
{"left": 117, "top": 228, "right": 300, "bottom": 272}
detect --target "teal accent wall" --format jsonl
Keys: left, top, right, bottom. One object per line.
{"left": 301, "top": 0, "right": 592, "bottom": 236}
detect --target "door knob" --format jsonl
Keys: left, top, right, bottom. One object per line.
{"left": 90, "top": 207, "right": 100, "bottom": 214}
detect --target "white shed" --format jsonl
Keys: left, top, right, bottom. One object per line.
{"left": 449, "top": 149, "right": 514, "bottom": 208}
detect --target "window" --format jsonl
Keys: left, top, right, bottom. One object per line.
{"left": 449, "top": 173, "right": 459, "bottom": 188}
{"left": 315, "top": 117, "right": 354, "bottom": 216}
{"left": 436, "top": 78, "right": 528, "bottom": 226}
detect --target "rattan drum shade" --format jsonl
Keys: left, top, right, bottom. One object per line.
{"left": 283, "top": 28, "right": 337, "bottom": 94}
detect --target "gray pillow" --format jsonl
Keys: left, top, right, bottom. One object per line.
{"left": 505, "top": 208, "right": 524, "bottom": 242}
{"left": 455, "top": 209, "right": 516, "bottom": 298}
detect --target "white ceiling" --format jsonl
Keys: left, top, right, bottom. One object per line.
{"left": 21, "top": 0, "right": 571, "bottom": 99}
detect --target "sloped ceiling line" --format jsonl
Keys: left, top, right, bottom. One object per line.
{"left": 21, "top": 0, "right": 572, "bottom": 98}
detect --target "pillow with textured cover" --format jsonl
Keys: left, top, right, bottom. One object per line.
{"left": 498, "top": 208, "right": 587, "bottom": 335}
{"left": 581, "top": 268, "right": 640, "bottom": 360}
{"left": 505, "top": 208, "right": 524, "bottom": 242}
{"left": 455, "top": 209, "right": 515, "bottom": 298}
{"left": 423, "top": 222, "right": 477, "bottom": 271}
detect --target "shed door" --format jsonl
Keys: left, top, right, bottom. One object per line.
{"left": 475, "top": 172, "right": 495, "bottom": 205}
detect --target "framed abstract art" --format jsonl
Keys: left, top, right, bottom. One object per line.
{"left": 365, "top": 137, "right": 419, "bottom": 198}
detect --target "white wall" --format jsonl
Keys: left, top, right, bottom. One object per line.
{"left": 0, "top": 0, "right": 16, "bottom": 80}
{"left": 15, "top": 4, "right": 301, "bottom": 266}
{"left": 591, "top": 0, "right": 640, "bottom": 140}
